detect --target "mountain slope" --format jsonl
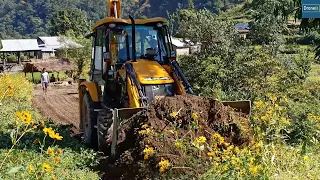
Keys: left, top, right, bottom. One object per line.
{"left": 0, "top": 0, "right": 244, "bottom": 38}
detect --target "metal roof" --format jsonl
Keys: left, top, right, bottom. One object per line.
{"left": 171, "top": 38, "right": 186, "bottom": 48}
{"left": 38, "top": 36, "right": 83, "bottom": 50}
{"left": 0, "top": 39, "right": 40, "bottom": 52}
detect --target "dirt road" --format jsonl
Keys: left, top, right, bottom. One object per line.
{"left": 33, "top": 83, "right": 80, "bottom": 133}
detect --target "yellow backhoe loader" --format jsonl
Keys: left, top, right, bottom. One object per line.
{"left": 79, "top": 0, "right": 251, "bottom": 155}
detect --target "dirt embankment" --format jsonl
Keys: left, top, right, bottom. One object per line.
{"left": 101, "top": 94, "right": 251, "bottom": 180}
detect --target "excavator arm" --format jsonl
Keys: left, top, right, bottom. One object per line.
{"left": 106, "top": 0, "right": 121, "bottom": 18}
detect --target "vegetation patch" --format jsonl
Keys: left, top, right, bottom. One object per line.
{"left": 0, "top": 74, "right": 99, "bottom": 179}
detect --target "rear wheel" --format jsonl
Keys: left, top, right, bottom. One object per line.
{"left": 97, "top": 107, "right": 113, "bottom": 154}
{"left": 81, "top": 92, "right": 100, "bottom": 147}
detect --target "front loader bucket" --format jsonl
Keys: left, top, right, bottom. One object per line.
{"left": 222, "top": 100, "right": 251, "bottom": 115}
{"left": 110, "top": 107, "right": 145, "bottom": 156}
{"left": 116, "top": 107, "right": 146, "bottom": 120}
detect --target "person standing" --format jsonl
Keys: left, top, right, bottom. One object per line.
{"left": 41, "top": 68, "right": 49, "bottom": 95}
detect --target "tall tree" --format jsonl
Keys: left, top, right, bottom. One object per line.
{"left": 48, "top": 8, "right": 90, "bottom": 36}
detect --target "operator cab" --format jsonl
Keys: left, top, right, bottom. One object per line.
{"left": 108, "top": 24, "right": 171, "bottom": 65}
{"left": 89, "top": 18, "right": 176, "bottom": 106}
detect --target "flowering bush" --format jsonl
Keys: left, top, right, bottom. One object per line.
{"left": 0, "top": 74, "right": 33, "bottom": 103}
{"left": 0, "top": 75, "right": 99, "bottom": 179}
{"left": 252, "top": 93, "right": 291, "bottom": 142}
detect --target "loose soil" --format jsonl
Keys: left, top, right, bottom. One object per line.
{"left": 102, "top": 94, "right": 251, "bottom": 180}
{"left": 32, "top": 83, "right": 80, "bottom": 134}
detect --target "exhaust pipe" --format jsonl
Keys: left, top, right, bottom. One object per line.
{"left": 129, "top": 15, "right": 136, "bottom": 62}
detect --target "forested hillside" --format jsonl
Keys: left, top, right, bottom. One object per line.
{"left": 0, "top": 0, "right": 244, "bottom": 38}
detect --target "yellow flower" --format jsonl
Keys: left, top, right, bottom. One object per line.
{"left": 16, "top": 112, "right": 23, "bottom": 119}
{"left": 256, "top": 140, "right": 263, "bottom": 149}
{"left": 141, "top": 124, "right": 148, "bottom": 129}
{"left": 57, "top": 149, "right": 63, "bottom": 155}
{"left": 42, "top": 162, "right": 53, "bottom": 172}
{"left": 249, "top": 157, "right": 255, "bottom": 164}
{"left": 214, "top": 157, "right": 220, "bottom": 163}
{"left": 28, "top": 164, "right": 34, "bottom": 173}
{"left": 52, "top": 177, "right": 57, "bottom": 180}
{"left": 283, "top": 96, "right": 288, "bottom": 103}
{"left": 33, "top": 125, "right": 37, "bottom": 129}
{"left": 267, "top": 93, "right": 277, "bottom": 102}
{"left": 193, "top": 136, "right": 206, "bottom": 149}
{"left": 22, "top": 110, "right": 32, "bottom": 124}
{"left": 303, "top": 156, "right": 309, "bottom": 161}
{"left": 40, "top": 121, "right": 45, "bottom": 127}
{"left": 234, "top": 146, "right": 240, "bottom": 154}
{"left": 158, "top": 158, "right": 171, "bottom": 173}
{"left": 249, "top": 165, "right": 258, "bottom": 176}
{"left": 47, "top": 147, "right": 54, "bottom": 156}
{"left": 139, "top": 128, "right": 152, "bottom": 135}
{"left": 43, "top": 127, "right": 53, "bottom": 135}
{"left": 7, "top": 88, "right": 14, "bottom": 97}
{"left": 192, "top": 113, "right": 199, "bottom": 120}
{"left": 143, "top": 146, "right": 155, "bottom": 160}
{"left": 261, "top": 115, "right": 268, "bottom": 121}
{"left": 198, "top": 136, "right": 206, "bottom": 143}
{"left": 54, "top": 157, "right": 60, "bottom": 165}
{"left": 175, "top": 141, "right": 182, "bottom": 149}
{"left": 139, "top": 130, "right": 147, "bottom": 135}
{"left": 212, "top": 133, "right": 224, "bottom": 144}
{"left": 16, "top": 110, "right": 32, "bottom": 124}
{"left": 170, "top": 111, "right": 178, "bottom": 118}
{"left": 231, "top": 156, "right": 238, "bottom": 165}
{"left": 52, "top": 133, "right": 63, "bottom": 141}
{"left": 207, "top": 151, "right": 215, "bottom": 157}
{"left": 254, "top": 100, "right": 264, "bottom": 108}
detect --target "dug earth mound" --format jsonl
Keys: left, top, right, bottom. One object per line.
{"left": 102, "top": 94, "right": 251, "bottom": 180}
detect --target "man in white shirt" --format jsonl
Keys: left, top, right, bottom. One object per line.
{"left": 41, "top": 68, "right": 49, "bottom": 95}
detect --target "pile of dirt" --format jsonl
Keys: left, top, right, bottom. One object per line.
{"left": 102, "top": 94, "right": 251, "bottom": 180}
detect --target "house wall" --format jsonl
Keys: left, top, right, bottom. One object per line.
{"left": 176, "top": 48, "right": 190, "bottom": 56}
{"left": 190, "top": 45, "right": 201, "bottom": 54}
{"left": 38, "top": 52, "right": 56, "bottom": 59}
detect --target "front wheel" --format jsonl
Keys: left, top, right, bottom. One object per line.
{"left": 97, "top": 108, "right": 113, "bottom": 154}
{"left": 81, "top": 92, "right": 100, "bottom": 147}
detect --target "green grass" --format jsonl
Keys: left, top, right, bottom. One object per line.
{"left": 17, "top": 72, "right": 69, "bottom": 84}
{"left": 308, "top": 64, "right": 320, "bottom": 82}
{"left": 268, "top": 144, "right": 320, "bottom": 180}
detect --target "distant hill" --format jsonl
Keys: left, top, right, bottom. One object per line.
{"left": 0, "top": 0, "right": 244, "bottom": 38}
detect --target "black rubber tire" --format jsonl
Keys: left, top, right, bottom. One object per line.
{"left": 97, "top": 108, "right": 114, "bottom": 154}
{"left": 81, "top": 92, "right": 100, "bottom": 147}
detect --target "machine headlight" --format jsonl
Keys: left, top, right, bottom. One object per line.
{"left": 109, "top": 23, "right": 116, "bottom": 28}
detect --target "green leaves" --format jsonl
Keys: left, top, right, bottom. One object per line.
{"left": 48, "top": 9, "right": 90, "bottom": 36}
{"left": 7, "top": 166, "right": 23, "bottom": 174}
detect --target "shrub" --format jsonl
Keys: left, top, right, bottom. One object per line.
{"left": 0, "top": 75, "right": 99, "bottom": 179}
{"left": 7, "top": 55, "right": 16, "bottom": 63}
{"left": 20, "top": 55, "right": 26, "bottom": 61}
